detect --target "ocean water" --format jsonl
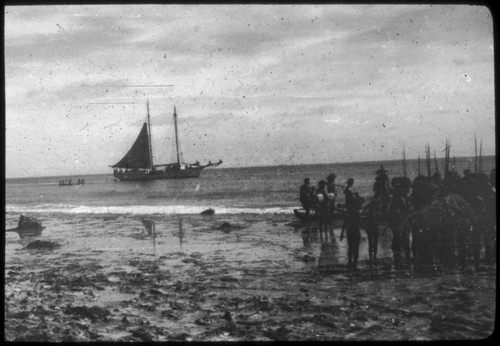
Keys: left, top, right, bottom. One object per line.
{"left": 5, "top": 156, "right": 495, "bottom": 216}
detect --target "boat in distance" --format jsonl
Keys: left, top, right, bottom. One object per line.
{"left": 111, "top": 101, "right": 222, "bottom": 181}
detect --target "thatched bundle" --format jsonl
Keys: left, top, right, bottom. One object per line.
{"left": 404, "top": 194, "right": 481, "bottom": 268}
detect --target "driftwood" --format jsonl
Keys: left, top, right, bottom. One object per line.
{"left": 6, "top": 215, "right": 45, "bottom": 239}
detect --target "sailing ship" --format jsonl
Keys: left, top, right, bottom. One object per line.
{"left": 111, "top": 101, "right": 222, "bottom": 181}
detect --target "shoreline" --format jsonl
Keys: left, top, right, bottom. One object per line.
{"left": 5, "top": 212, "right": 495, "bottom": 341}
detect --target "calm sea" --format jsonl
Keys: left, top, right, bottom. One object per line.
{"left": 5, "top": 156, "right": 495, "bottom": 216}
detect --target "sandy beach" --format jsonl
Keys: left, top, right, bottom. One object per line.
{"left": 4, "top": 212, "right": 495, "bottom": 341}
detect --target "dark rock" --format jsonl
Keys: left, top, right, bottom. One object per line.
{"left": 25, "top": 240, "right": 60, "bottom": 250}
{"left": 130, "top": 327, "right": 154, "bottom": 341}
{"left": 64, "top": 306, "right": 97, "bottom": 321}
{"left": 7, "top": 215, "right": 45, "bottom": 239}
{"left": 201, "top": 208, "right": 215, "bottom": 215}
{"left": 195, "top": 317, "right": 213, "bottom": 326}
{"left": 265, "top": 326, "right": 291, "bottom": 340}
{"left": 219, "top": 222, "right": 233, "bottom": 232}
{"left": 170, "top": 333, "right": 191, "bottom": 341}
{"left": 223, "top": 310, "right": 232, "bottom": 321}
{"left": 10, "top": 310, "right": 30, "bottom": 319}
{"left": 64, "top": 305, "right": 110, "bottom": 322}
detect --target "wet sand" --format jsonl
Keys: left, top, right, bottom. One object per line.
{"left": 4, "top": 213, "right": 495, "bottom": 341}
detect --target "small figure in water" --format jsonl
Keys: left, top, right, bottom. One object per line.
{"left": 341, "top": 178, "right": 363, "bottom": 270}
{"left": 300, "top": 178, "right": 313, "bottom": 216}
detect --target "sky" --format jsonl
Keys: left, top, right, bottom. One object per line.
{"left": 4, "top": 4, "right": 495, "bottom": 178}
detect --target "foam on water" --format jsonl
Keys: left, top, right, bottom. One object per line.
{"left": 5, "top": 204, "right": 295, "bottom": 215}
{"left": 6, "top": 157, "right": 495, "bottom": 217}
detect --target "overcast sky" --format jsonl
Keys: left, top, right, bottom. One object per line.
{"left": 5, "top": 4, "right": 495, "bottom": 178}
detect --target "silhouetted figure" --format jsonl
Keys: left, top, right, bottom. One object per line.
{"left": 341, "top": 178, "right": 363, "bottom": 270}
{"left": 326, "top": 173, "right": 338, "bottom": 220}
{"left": 315, "top": 180, "right": 330, "bottom": 236}
{"left": 373, "top": 165, "right": 390, "bottom": 219}
{"left": 300, "top": 178, "right": 313, "bottom": 216}
{"left": 363, "top": 201, "right": 380, "bottom": 266}
{"left": 387, "top": 178, "right": 410, "bottom": 265}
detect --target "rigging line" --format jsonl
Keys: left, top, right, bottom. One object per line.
{"left": 84, "top": 84, "right": 175, "bottom": 88}
{"left": 86, "top": 102, "right": 139, "bottom": 105}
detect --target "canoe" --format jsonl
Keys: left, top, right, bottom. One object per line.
{"left": 293, "top": 208, "right": 319, "bottom": 221}
{"left": 293, "top": 207, "right": 347, "bottom": 221}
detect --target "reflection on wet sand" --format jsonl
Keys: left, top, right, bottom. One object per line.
{"left": 298, "top": 220, "right": 397, "bottom": 274}
{"left": 178, "top": 218, "right": 184, "bottom": 249}
{"left": 301, "top": 226, "right": 317, "bottom": 250}
{"left": 318, "top": 238, "right": 340, "bottom": 269}
{"left": 301, "top": 225, "right": 340, "bottom": 269}
{"left": 141, "top": 218, "right": 157, "bottom": 256}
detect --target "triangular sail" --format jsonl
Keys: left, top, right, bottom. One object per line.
{"left": 112, "top": 122, "right": 152, "bottom": 168}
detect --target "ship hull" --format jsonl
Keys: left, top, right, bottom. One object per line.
{"left": 114, "top": 167, "right": 203, "bottom": 181}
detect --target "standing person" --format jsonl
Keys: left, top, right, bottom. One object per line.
{"left": 326, "top": 172, "right": 337, "bottom": 192}
{"left": 326, "top": 173, "right": 338, "bottom": 220}
{"left": 300, "top": 178, "right": 313, "bottom": 216}
{"left": 373, "top": 165, "right": 391, "bottom": 219}
{"left": 315, "top": 180, "right": 330, "bottom": 237}
{"left": 387, "top": 178, "right": 410, "bottom": 266}
{"left": 340, "top": 178, "right": 363, "bottom": 270}
{"left": 363, "top": 201, "right": 380, "bottom": 266}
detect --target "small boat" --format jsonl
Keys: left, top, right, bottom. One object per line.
{"left": 293, "top": 208, "right": 319, "bottom": 221}
{"left": 293, "top": 206, "right": 347, "bottom": 221}
{"left": 111, "top": 101, "right": 222, "bottom": 181}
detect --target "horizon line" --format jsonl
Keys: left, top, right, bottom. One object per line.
{"left": 5, "top": 154, "right": 496, "bottom": 180}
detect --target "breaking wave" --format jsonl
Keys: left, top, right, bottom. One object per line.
{"left": 5, "top": 204, "right": 295, "bottom": 215}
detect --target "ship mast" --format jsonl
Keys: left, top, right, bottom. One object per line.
{"left": 147, "top": 100, "right": 154, "bottom": 168}
{"left": 402, "top": 143, "right": 407, "bottom": 178}
{"left": 474, "top": 133, "right": 478, "bottom": 173}
{"left": 417, "top": 154, "right": 421, "bottom": 176}
{"left": 173, "top": 106, "right": 181, "bottom": 166}
{"left": 479, "top": 137, "right": 483, "bottom": 173}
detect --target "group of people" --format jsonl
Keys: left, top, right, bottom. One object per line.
{"left": 299, "top": 173, "right": 338, "bottom": 216}
{"left": 300, "top": 173, "right": 365, "bottom": 269}
{"left": 299, "top": 163, "right": 497, "bottom": 271}
{"left": 59, "top": 178, "right": 85, "bottom": 186}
